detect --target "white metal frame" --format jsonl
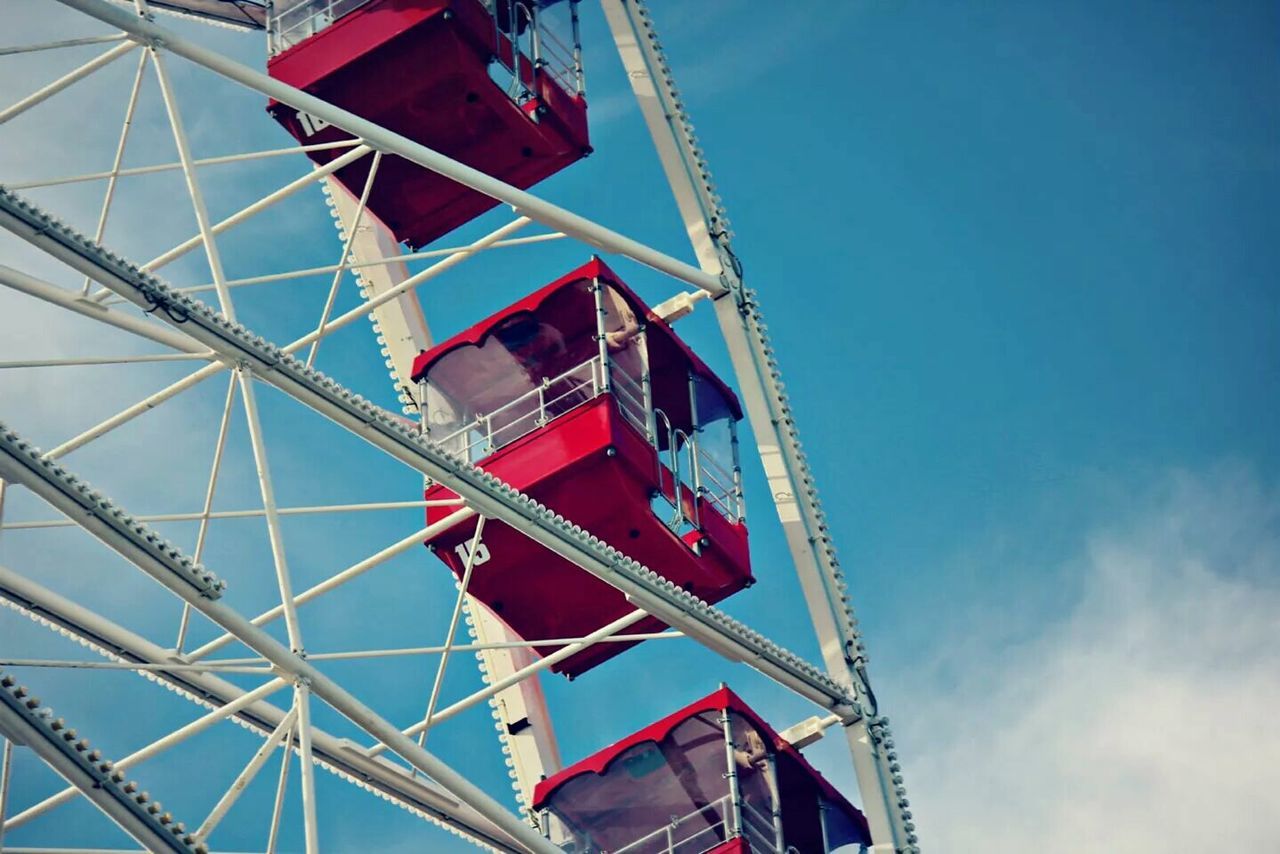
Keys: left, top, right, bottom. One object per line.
{"left": 0, "top": 1, "right": 916, "bottom": 851}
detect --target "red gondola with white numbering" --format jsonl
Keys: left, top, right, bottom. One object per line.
{"left": 411, "top": 258, "right": 752, "bottom": 678}
{"left": 266, "top": 0, "right": 589, "bottom": 249}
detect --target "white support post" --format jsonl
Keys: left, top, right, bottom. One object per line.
{"left": 185, "top": 510, "right": 474, "bottom": 662}
{"left": 154, "top": 231, "right": 563, "bottom": 298}
{"left": 265, "top": 719, "right": 293, "bottom": 854}
{"left": 0, "top": 738, "right": 13, "bottom": 851}
{"left": 175, "top": 372, "right": 238, "bottom": 652}
{"left": 194, "top": 705, "right": 297, "bottom": 844}
{"left": 237, "top": 368, "right": 306, "bottom": 654}
{"left": 416, "top": 517, "right": 487, "bottom": 748}
{"left": 600, "top": 1, "right": 916, "bottom": 849}
{"left": 0, "top": 33, "right": 127, "bottom": 56}
{"left": 0, "top": 265, "right": 209, "bottom": 357}
{"left": 81, "top": 48, "right": 148, "bottom": 294}
{"left": 294, "top": 682, "right": 320, "bottom": 854}
{"left": 373, "top": 609, "right": 649, "bottom": 757}
{"left": 137, "top": 143, "right": 373, "bottom": 278}
{"left": 5, "top": 499, "right": 455, "bottom": 531}
{"left": 305, "top": 152, "right": 383, "bottom": 369}
{"left": 0, "top": 353, "right": 208, "bottom": 370}
{"left": 0, "top": 40, "right": 136, "bottom": 126}
{"left": 147, "top": 45, "right": 235, "bottom": 318}
{"left": 8, "top": 139, "right": 361, "bottom": 191}
{"left": 2, "top": 678, "right": 288, "bottom": 832}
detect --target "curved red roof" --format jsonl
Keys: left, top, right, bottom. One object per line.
{"left": 532, "top": 685, "right": 871, "bottom": 847}
{"left": 409, "top": 257, "right": 743, "bottom": 421}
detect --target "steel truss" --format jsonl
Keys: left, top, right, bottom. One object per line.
{"left": 0, "top": 1, "right": 916, "bottom": 851}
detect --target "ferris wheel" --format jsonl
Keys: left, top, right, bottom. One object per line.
{"left": 0, "top": 2, "right": 918, "bottom": 852}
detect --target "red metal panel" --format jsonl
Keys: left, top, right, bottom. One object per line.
{"left": 266, "top": 0, "right": 589, "bottom": 249}
{"left": 423, "top": 397, "right": 753, "bottom": 677}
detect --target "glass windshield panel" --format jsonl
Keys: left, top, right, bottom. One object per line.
{"left": 544, "top": 712, "right": 732, "bottom": 853}
{"left": 423, "top": 279, "right": 603, "bottom": 459}
{"left": 692, "top": 376, "right": 738, "bottom": 520}
{"left": 822, "top": 796, "right": 870, "bottom": 853}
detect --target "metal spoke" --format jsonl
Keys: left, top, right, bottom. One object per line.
{"left": 0, "top": 33, "right": 127, "bottom": 57}
{"left": 294, "top": 683, "right": 319, "bottom": 854}
{"left": 193, "top": 704, "right": 296, "bottom": 845}
{"left": 148, "top": 46, "right": 233, "bottom": 317}
{"left": 175, "top": 372, "right": 238, "bottom": 652}
{"left": 369, "top": 610, "right": 650, "bottom": 758}
{"left": 80, "top": 48, "right": 147, "bottom": 294}
{"left": 185, "top": 514, "right": 468, "bottom": 662}
{"left": 415, "top": 516, "right": 486, "bottom": 748}
{"left": 4, "top": 499, "right": 455, "bottom": 531}
{"left": 6, "top": 139, "right": 360, "bottom": 191}
{"left": 0, "top": 40, "right": 136, "bottom": 126}
{"left": 2, "top": 679, "right": 288, "bottom": 833}
{"left": 305, "top": 150, "right": 382, "bottom": 368}
{"left": 36, "top": 216, "right": 529, "bottom": 461}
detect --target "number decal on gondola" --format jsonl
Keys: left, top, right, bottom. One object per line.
{"left": 296, "top": 111, "right": 331, "bottom": 138}
{"left": 454, "top": 540, "right": 491, "bottom": 566}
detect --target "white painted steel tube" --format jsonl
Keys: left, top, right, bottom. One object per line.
{"left": 0, "top": 265, "right": 208, "bottom": 356}
{"left": 3, "top": 678, "right": 287, "bottom": 831}
{"left": 184, "top": 509, "right": 473, "bottom": 661}
{"left": 148, "top": 47, "right": 233, "bottom": 313}
{"left": 53, "top": 0, "right": 725, "bottom": 296}
{"left": 295, "top": 684, "right": 320, "bottom": 854}
{"left": 8, "top": 140, "right": 360, "bottom": 191}
{"left": 141, "top": 143, "right": 373, "bottom": 275}
{"left": 370, "top": 609, "right": 649, "bottom": 756}
{"left": 0, "top": 33, "right": 127, "bottom": 57}
{"left": 0, "top": 41, "right": 136, "bottom": 125}
{"left": 194, "top": 706, "right": 297, "bottom": 843}
{"left": 0, "top": 439, "right": 557, "bottom": 854}
{"left": 41, "top": 216, "right": 528, "bottom": 461}
{"left": 0, "top": 564, "right": 518, "bottom": 849}
{"left": 237, "top": 369, "right": 305, "bottom": 653}
{"left": 4, "top": 499, "right": 456, "bottom": 530}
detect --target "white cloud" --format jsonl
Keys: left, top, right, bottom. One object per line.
{"left": 898, "top": 465, "right": 1280, "bottom": 852}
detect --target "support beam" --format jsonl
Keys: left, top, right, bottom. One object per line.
{"left": 4, "top": 679, "right": 287, "bottom": 831}
{"left": 0, "top": 425, "right": 556, "bottom": 854}
{"left": 0, "top": 41, "right": 136, "bottom": 126}
{"left": 369, "top": 610, "right": 649, "bottom": 757}
{"left": 0, "top": 265, "right": 208, "bottom": 356}
{"left": 193, "top": 706, "right": 296, "bottom": 844}
{"left": 0, "top": 563, "right": 526, "bottom": 851}
{"left": 0, "top": 670, "right": 202, "bottom": 852}
{"left": 601, "top": 2, "right": 916, "bottom": 849}
{"left": 0, "top": 34, "right": 127, "bottom": 57}
{"left": 0, "top": 185, "right": 856, "bottom": 718}
{"left": 54, "top": 0, "right": 725, "bottom": 296}
{"left": 7, "top": 139, "right": 360, "bottom": 191}
{"left": 5, "top": 499, "right": 452, "bottom": 531}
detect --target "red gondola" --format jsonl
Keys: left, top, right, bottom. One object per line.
{"left": 533, "top": 686, "right": 873, "bottom": 853}
{"left": 266, "top": 0, "right": 589, "bottom": 249}
{"left": 411, "top": 258, "right": 752, "bottom": 678}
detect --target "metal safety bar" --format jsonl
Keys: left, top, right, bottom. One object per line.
{"left": 489, "top": 0, "right": 584, "bottom": 104}
{"left": 267, "top": 0, "right": 372, "bottom": 55}
{"left": 426, "top": 355, "right": 603, "bottom": 463}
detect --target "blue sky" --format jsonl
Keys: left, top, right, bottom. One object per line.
{"left": 1, "top": 0, "right": 1278, "bottom": 851}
